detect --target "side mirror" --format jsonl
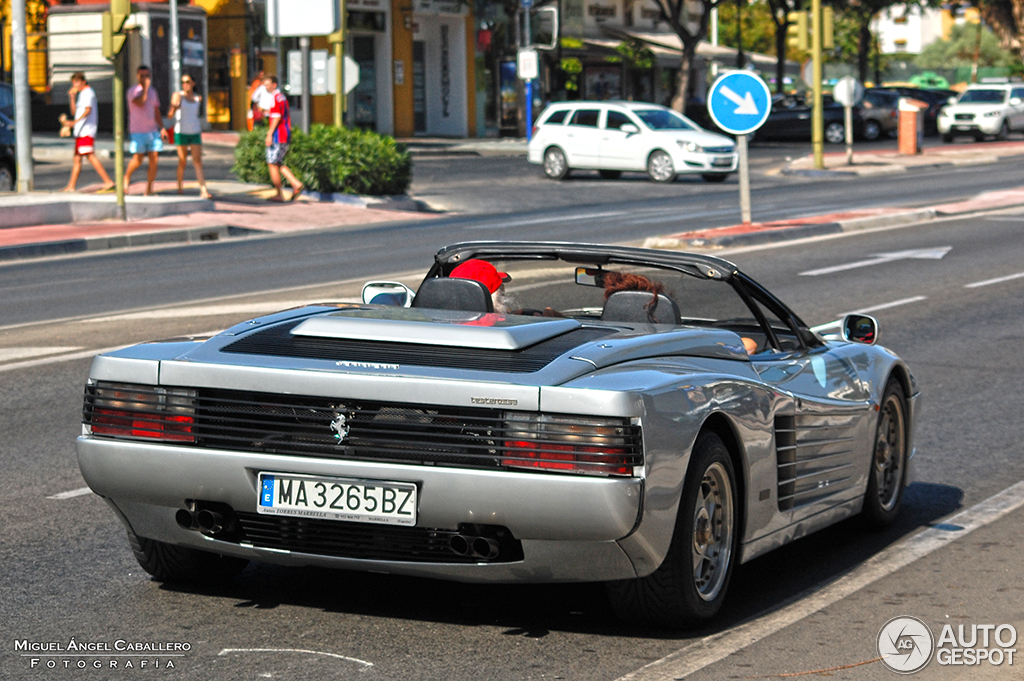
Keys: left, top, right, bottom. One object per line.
{"left": 842, "top": 314, "right": 878, "bottom": 345}
{"left": 619, "top": 123, "right": 640, "bottom": 135}
{"left": 361, "top": 281, "right": 414, "bottom": 307}
{"left": 947, "top": 96, "right": 957, "bottom": 105}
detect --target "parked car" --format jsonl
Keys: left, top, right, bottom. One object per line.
{"left": 528, "top": 101, "right": 738, "bottom": 183}
{"left": 859, "top": 89, "right": 900, "bottom": 140}
{"left": 937, "top": 82, "right": 1024, "bottom": 141}
{"left": 76, "top": 241, "right": 918, "bottom": 627}
{"left": 0, "top": 83, "right": 15, "bottom": 192}
{"left": 885, "top": 86, "right": 958, "bottom": 136}
{"left": 755, "top": 93, "right": 864, "bottom": 144}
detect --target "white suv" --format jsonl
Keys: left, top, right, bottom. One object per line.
{"left": 937, "top": 83, "right": 1024, "bottom": 142}
{"left": 527, "top": 101, "right": 738, "bottom": 183}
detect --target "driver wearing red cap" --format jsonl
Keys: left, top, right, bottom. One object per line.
{"left": 450, "top": 260, "right": 512, "bottom": 312}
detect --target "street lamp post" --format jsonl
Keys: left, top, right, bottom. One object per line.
{"left": 11, "top": 0, "right": 34, "bottom": 192}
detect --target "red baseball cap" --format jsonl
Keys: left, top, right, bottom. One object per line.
{"left": 449, "top": 260, "right": 510, "bottom": 294}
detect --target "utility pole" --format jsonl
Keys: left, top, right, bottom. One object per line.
{"left": 104, "top": 0, "right": 131, "bottom": 218}
{"left": 169, "top": 0, "right": 182, "bottom": 98}
{"left": 811, "top": 0, "right": 823, "bottom": 169}
{"left": 11, "top": 0, "right": 34, "bottom": 192}
{"left": 299, "top": 36, "right": 311, "bottom": 133}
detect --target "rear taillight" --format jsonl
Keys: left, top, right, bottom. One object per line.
{"left": 500, "top": 413, "right": 640, "bottom": 476}
{"left": 86, "top": 383, "right": 196, "bottom": 443}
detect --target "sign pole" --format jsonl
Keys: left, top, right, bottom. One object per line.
{"left": 811, "top": 0, "right": 823, "bottom": 169}
{"left": 11, "top": 0, "right": 33, "bottom": 192}
{"left": 845, "top": 105, "right": 853, "bottom": 165}
{"left": 737, "top": 134, "right": 751, "bottom": 225}
{"left": 114, "top": 51, "right": 126, "bottom": 219}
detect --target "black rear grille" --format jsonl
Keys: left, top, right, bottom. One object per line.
{"left": 220, "top": 320, "right": 613, "bottom": 373}
{"left": 233, "top": 513, "right": 524, "bottom": 563}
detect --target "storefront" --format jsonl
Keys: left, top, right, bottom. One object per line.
{"left": 347, "top": 0, "right": 394, "bottom": 134}
{"left": 410, "top": 0, "right": 470, "bottom": 136}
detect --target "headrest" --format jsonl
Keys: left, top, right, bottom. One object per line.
{"left": 412, "top": 277, "right": 494, "bottom": 313}
{"left": 601, "top": 290, "right": 680, "bottom": 325}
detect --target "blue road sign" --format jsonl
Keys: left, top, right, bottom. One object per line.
{"left": 707, "top": 71, "right": 772, "bottom": 136}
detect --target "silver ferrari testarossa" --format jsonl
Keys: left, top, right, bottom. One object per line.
{"left": 77, "top": 242, "right": 918, "bottom": 626}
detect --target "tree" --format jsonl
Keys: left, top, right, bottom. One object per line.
{"left": 717, "top": 0, "right": 791, "bottom": 91}
{"left": 649, "top": 0, "right": 730, "bottom": 113}
{"left": 917, "top": 21, "right": 1018, "bottom": 69}
{"left": 833, "top": 0, "right": 908, "bottom": 83}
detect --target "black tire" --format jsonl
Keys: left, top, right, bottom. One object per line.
{"left": 824, "top": 122, "right": 845, "bottom": 144}
{"left": 599, "top": 169, "right": 622, "bottom": 180}
{"left": 861, "top": 379, "right": 908, "bottom": 528}
{"left": 0, "top": 162, "right": 13, "bottom": 192}
{"left": 863, "top": 119, "right": 881, "bottom": 141}
{"left": 606, "top": 432, "right": 738, "bottom": 627}
{"left": 542, "top": 146, "right": 570, "bottom": 180}
{"left": 942, "top": 133, "right": 954, "bottom": 143}
{"left": 997, "top": 121, "right": 1009, "bottom": 141}
{"left": 647, "top": 150, "right": 676, "bottom": 183}
{"left": 128, "top": 531, "right": 248, "bottom": 583}
{"left": 701, "top": 173, "right": 729, "bottom": 183}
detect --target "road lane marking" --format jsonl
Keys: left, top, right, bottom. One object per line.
{"left": 217, "top": 648, "right": 372, "bottom": 668}
{"left": 0, "top": 345, "right": 129, "bottom": 374}
{"left": 615, "top": 479, "right": 1024, "bottom": 681}
{"left": 965, "top": 271, "right": 1024, "bottom": 288}
{"left": 840, "top": 295, "right": 927, "bottom": 316}
{"left": 0, "top": 347, "right": 82, "bottom": 362}
{"left": 799, "top": 247, "right": 952, "bottom": 276}
{"left": 46, "top": 487, "right": 92, "bottom": 500}
{"left": 78, "top": 300, "right": 357, "bottom": 323}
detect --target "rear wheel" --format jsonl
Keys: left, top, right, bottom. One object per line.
{"left": 542, "top": 146, "right": 570, "bottom": 180}
{"left": 128, "top": 531, "right": 248, "bottom": 583}
{"left": 863, "top": 119, "right": 882, "bottom": 141}
{"left": 606, "top": 432, "right": 738, "bottom": 627}
{"left": 599, "top": 169, "right": 622, "bottom": 180}
{"left": 647, "top": 150, "right": 676, "bottom": 182}
{"left": 861, "top": 379, "right": 908, "bottom": 528}
{"left": 997, "top": 121, "right": 1010, "bottom": 141}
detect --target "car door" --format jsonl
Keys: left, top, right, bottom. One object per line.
{"left": 1011, "top": 88, "right": 1024, "bottom": 129}
{"left": 736, "top": 282, "right": 875, "bottom": 525}
{"left": 561, "top": 108, "right": 603, "bottom": 168}
{"left": 599, "top": 109, "right": 645, "bottom": 170}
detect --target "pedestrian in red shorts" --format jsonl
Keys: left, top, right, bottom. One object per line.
{"left": 62, "top": 72, "right": 115, "bottom": 193}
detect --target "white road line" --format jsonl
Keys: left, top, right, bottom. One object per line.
{"left": 217, "top": 648, "right": 373, "bottom": 668}
{"left": 78, "top": 300, "right": 355, "bottom": 323}
{"left": 0, "top": 347, "right": 82, "bottom": 362}
{"left": 840, "top": 295, "right": 927, "bottom": 316}
{"left": 615, "top": 480, "right": 1024, "bottom": 681}
{"left": 47, "top": 487, "right": 92, "bottom": 500}
{"left": 0, "top": 345, "right": 127, "bottom": 374}
{"left": 965, "top": 271, "right": 1024, "bottom": 288}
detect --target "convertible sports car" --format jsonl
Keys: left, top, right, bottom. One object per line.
{"left": 77, "top": 242, "right": 918, "bottom": 626}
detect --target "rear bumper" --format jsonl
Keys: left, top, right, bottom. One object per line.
{"left": 78, "top": 436, "right": 644, "bottom": 583}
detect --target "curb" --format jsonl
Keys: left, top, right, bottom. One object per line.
{"left": 300, "top": 190, "right": 435, "bottom": 213}
{"left": 0, "top": 225, "right": 262, "bottom": 263}
{"left": 0, "top": 196, "right": 215, "bottom": 230}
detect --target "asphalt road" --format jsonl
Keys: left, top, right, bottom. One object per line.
{"left": 3, "top": 188, "right": 1024, "bottom": 679}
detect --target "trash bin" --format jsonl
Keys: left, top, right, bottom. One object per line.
{"left": 898, "top": 98, "right": 928, "bottom": 154}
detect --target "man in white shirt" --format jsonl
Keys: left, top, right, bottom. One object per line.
{"left": 62, "top": 72, "right": 115, "bottom": 192}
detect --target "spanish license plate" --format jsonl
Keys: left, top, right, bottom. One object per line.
{"left": 258, "top": 473, "right": 417, "bottom": 526}
{"left": 955, "top": 125, "right": 973, "bottom": 131}
{"left": 712, "top": 157, "right": 732, "bottom": 167}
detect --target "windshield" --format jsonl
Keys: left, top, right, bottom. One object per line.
{"left": 959, "top": 89, "right": 1007, "bottom": 104}
{"left": 634, "top": 109, "right": 696, "bottom": 131}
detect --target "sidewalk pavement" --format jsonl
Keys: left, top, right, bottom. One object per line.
{"left": 5, "top": 138, "right": 1024, "bottom": 262}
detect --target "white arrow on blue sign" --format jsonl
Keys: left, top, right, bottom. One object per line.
{"left": 706, "top": 71, "right": 772, "bottom": 136}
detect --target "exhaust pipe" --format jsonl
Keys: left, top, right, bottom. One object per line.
{"left": 471, "top": 537, "right": 500, "bottom": 559}
{"left": 197, "top": 509, "right": 225, "bottom": 535}
{"left": 175, "top": 509, "right": 198, "bottom": 530}
{"left": 449, "top": 534, "right": 471, "bottom": 556}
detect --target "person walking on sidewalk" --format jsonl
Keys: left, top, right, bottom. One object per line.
{"left": 263, "top": 75, "right": 303, "bottom": 202}
{"left": 123, "top": 65, "right": 168, "bottom": 195}
{"left": 61, "top": 72, "right": 114, "bottom": 193}
{"left": 166, "top": 74, "right": 211, "bottom": 199}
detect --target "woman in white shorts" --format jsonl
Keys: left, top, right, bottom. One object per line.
{"left": 166, "top": 75, "right": 210, "bottom": 199}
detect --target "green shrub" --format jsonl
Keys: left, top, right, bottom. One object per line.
{"left": 231, "top": 124, "right": 412, "bottom": 196}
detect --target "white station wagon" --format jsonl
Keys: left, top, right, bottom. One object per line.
{"left": 527, "top": 101, "right": 738, "bottom": 183}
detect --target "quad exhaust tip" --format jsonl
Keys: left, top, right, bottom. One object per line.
{"left": 449, "top": 534, "right": 500, "bottom": 560}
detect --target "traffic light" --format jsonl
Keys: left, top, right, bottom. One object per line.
{"left": 102, "top": 0, "right": 131, "bottom": 60}
{"left": 821, "top": 6, "right": 834, "bottom": 49}
{"left": 787, "top": 11, "right": 808, "bottom": 52}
